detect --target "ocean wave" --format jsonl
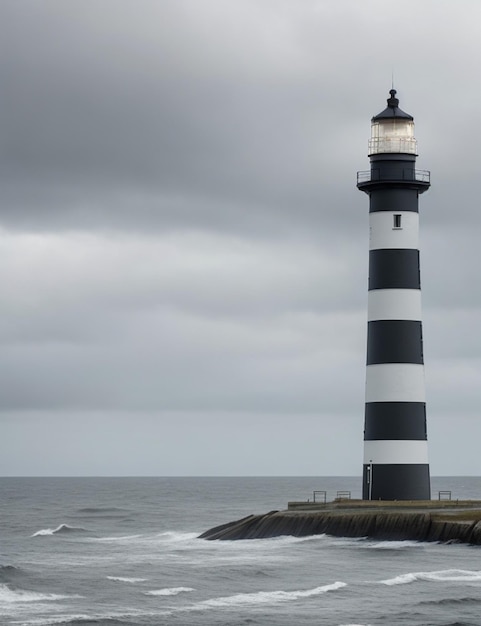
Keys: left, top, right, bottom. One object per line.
{"left": 0, "top": 565, "right": 22, "bottom": 583}
{"left": 10, "top": 611, "right": 165, "bottom": 625}
{"left": 0, "top": 582, "right": 76, "bottom": 604}
{"left": 144, "top": 587, "right": 194, "bottom": 596}
{"left": 321, "top": 536, "right": 370, "bottom": 548}
{"left": 90, "top": 531, "right": 198, "bottom": 545}
{"left": 418, "top": 595, "right": 481, "bottom": 607}
{"left": 381, "top": 572, "right": 418, "bottom": 585}
{"left": 12, "top": 614, "right": 125, "bottom": 626}
{"left": 380, "top": 569, "right": 481, "bottom": 585}
{"left": 365, "top": 540, "right": 423, "bottom": 550}
{"left": 90, "top": 534, "right": 143, "bottom": 543}
{"left": 187, "top": 552, "right": 292, "bottom": 568}
{"left": 199, "top": 581, "right": 346, "bottom": 607}
{"left": 260, "top": 534, "right": 330, "bottom": 547}
{"left": 107, "top": 576, "right": 147, "bottom": 583}
{"left": 77, "top": 507, "right": 129, "bottom": 514}
{"left": 252, "top": 569, "right": 274, "bottom": 578}
{"left": 31, "top": 524, "right": 87, "bottom": 537}
{"left": 11, "top": 617, "right": 93, "bottom": 626}
{"left": 332, "top": 537, "right": 426, "bottom": 551}
{"left": 155, "top": 531, "right": 200, "bottom": 542}
{"left": 66, "top": 618, "right": 162, "bottom": 626}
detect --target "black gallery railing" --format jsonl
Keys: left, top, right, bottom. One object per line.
{"left": 357, "top": 169, "right": 430, "bottom": 185}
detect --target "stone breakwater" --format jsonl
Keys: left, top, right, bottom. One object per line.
{"left": 199, "top": 502, "right": 481, "bottom": 544}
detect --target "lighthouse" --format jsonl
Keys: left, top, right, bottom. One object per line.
{"left": 357, "top": 89, "right": 431, "bottom": 500}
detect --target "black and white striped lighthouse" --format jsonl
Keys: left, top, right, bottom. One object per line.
{"left": 357, "top": 89, "right": 431, "bottom": 500}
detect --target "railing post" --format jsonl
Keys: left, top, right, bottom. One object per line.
{"left": 313, "top": 490, "right": 326, "bottom": 504}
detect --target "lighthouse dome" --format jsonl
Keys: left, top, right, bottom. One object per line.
{"left": 368, "top": 90, "right": 417, "bottom": 156}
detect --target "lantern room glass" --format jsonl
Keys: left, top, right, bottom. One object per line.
{"left": 369, "top": 119, "right": 417, "bottom": 155}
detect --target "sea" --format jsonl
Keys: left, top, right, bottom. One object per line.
{"left": 2, "top": 476, "right": 481, "bottom": 626}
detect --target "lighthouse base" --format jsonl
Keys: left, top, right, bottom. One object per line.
{"left": 362, "top": 463, "right": 430, "bottom": 500}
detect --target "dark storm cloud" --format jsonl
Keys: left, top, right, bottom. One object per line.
{"left": 0, "top": 4, "right": 280, "bottom": 212}
{"left": 0, "top": 0, "right": 371, "bottom": 235}
{"left": 2, "top": 1, "right": 478, "bottom": 235}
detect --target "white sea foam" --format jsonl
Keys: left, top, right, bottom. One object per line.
{"left": 246, "top": 534, "right": 326, "bottom": 545}
{"left": 381, "top": 572, "right": 418, "bottom": 586}
{"left": 92, "top": 531, "right": 197, "bottom": 544}
{"left": 10, "top": 609, "right": 169, "bottom": 625}
{"left": 31, "top": 524, "right": 84, "bottom": 537}
{"left": 321, "top": 536, "right": 369, "bottom": 548}
{"left": 424, "top": 569, "right": 481, "bottom": 582}
{"left": 107, "top": 576, "right": 147, "bottom": 583}
{"left": 156, "top": 531, "right": 199, "bottom": 542}
{"left": 367, "top": 540, "right": 423, "bottom": 550}
{"left": 0, "top": 583, "right": 74, "bottom": 603}
{"left": 31, "top": 529, "right": 55, "bottom": 537}
{"left": 381, "top": 569, "right": 481, "bottom": 586}
{"left": 333, "top": 537, "right": 425, "bottom": 551}
{"left": 11, "top": 617, "right": 86, "bottom": 625}
{"left": 199, "top": 581, "right": 346, "bottom": 607}
{"left": 11, "top": 616, "right": 93, "bottom": 626}
{"left": 145, "top": 586, "right": 194, "bottom": 596}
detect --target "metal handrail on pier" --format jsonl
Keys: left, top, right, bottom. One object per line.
{"left": 438, "top": 491, "right": 452, "bottom": 501}
{"left": 313, "top": 490, "right": 327, "bottom": 504}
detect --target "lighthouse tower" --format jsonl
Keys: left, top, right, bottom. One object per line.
{"left": 357, "top": 89, "right": 431, "bottom": 500}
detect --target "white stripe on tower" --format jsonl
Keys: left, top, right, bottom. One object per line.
{"left": 369, "top": 211, "right": 419, "bottom": 250}
{"left": 368, "top": 289, "right": 422, "bottom": 322}
{"left": 365, "top": 364, "right": 426, "bottom": 403}
{"left": 363, "top": 440, "right": 429, "bottom": 465}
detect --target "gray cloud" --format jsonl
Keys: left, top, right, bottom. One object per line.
{"left": 0, "top": 0, "right": 479, "bottom": 475}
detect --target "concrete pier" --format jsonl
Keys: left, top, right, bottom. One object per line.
{"left": 200, "top": 500, "right": 481, "bottom": 544}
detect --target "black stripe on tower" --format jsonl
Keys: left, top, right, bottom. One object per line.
{"left": 369, "top": 249, "right": 420, "bottom": 290}
{"left": 369, "top": 188, "right": 420, "bottom": 213}
{"left": 366, "top": 320, "right": 423, "bottom": 364}
{"left": 364, "top": 402, "right": 427, "bottom": 440}
{"left": 362, "top": 464, "right": 430, "bottom": 500}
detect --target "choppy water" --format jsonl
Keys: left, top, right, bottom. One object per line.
{"left": 2, "top": 476, "right": 481, "bottom": 625}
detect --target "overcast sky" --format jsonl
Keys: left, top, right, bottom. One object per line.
{"left": 1, "top": 0, "right": 479, "bottom": 477}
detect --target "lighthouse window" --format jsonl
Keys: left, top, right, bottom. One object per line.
{"left": 393, "top": 214, "right": 402, "bottom": 229}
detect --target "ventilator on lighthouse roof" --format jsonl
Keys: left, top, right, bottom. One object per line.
{"left": 368, "top": 89, "right": 417, "bottom": 156}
